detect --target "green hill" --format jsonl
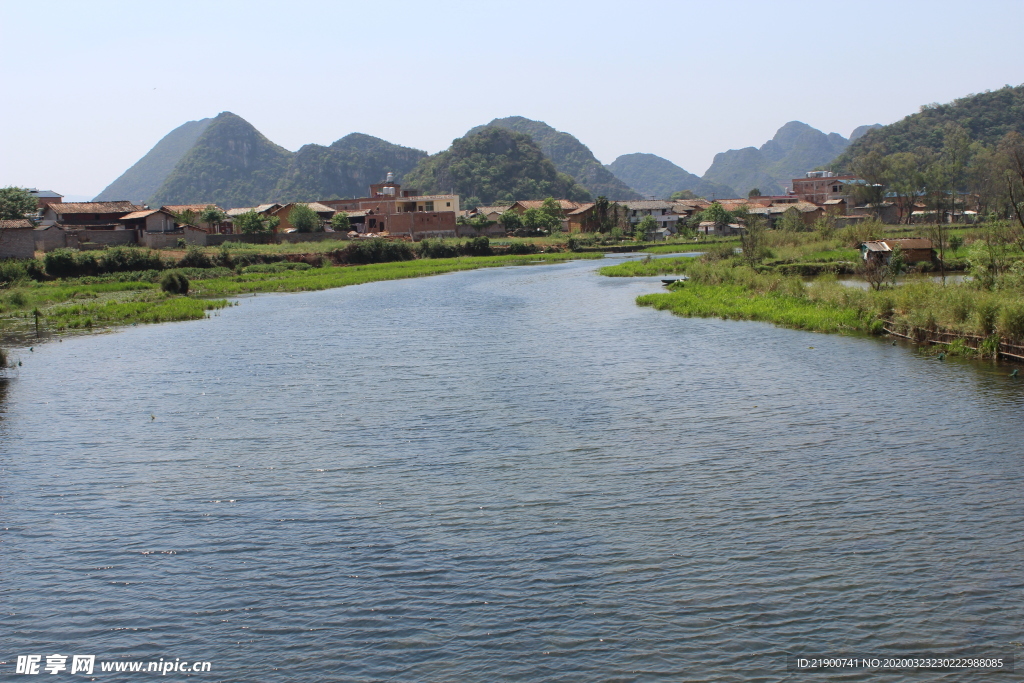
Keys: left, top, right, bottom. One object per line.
{"left": 701, "top": 121, "right": 851, "bottom": 197}
{"left": 94, "top": 118, "right": 212, "bottom": 203}
{"left": 466, "top": 116, "right": 641, "bottom": 199}
{"left": 273, "top": 133, "right": 427, "bottom": 202}
{"left": 606, "top": 153, "right": 737, "bottom": 199}
{"left": 832, "top": 84, "right": 1024, "bottom": 170}
{"left": 147, "top": 112, "right": 292, "bottom": 209}
{"left": 403, "top": 127, "right": 592, "bottom": 205}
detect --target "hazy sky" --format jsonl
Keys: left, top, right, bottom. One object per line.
{"left": 3, "top": 0, "right": 1023, "bottom": 199}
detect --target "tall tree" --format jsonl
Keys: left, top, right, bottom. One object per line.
{"left": 0, "top": 187, "right": 37, "bottom": 220}
{"left": 199, "top": 205, "right": 226, "bottom": 232}
{"left": 288, "top": 203, "right": 321, "bottom": 233}
{"left": 884, "top": 152, "right": 923, "bottom": 224}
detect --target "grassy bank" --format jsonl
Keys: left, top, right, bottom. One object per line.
{"left": 604, "top": 221, "right": 1024, "bottom": 361}
{"left": 1, "top": 252, "right": 599, "bottom": 338}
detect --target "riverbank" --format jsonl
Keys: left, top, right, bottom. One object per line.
{"left": 600, "top": 223, "right": 1024, "bottom": 362}
{"left": 0, "top": 252, "right": 600, "bottom": 341}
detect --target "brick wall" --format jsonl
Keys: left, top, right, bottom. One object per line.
{"left": 0, "top": 227, "right": 36, "bottom": 259}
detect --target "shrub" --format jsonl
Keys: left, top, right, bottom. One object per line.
{"left": 241, "top": 263, "right": 313, "bottom": 274}
{"left": 336, "top": 240, "right": 416, "bottom": 265}
{"left": 0, "top": 259, "right": 29, "bottom": 287}
{"left": 44, "top": 248, "right": 79, "bottom": 278}
{"left": 975, "top": 300, "right": 999, "bottom": 336}
{"left": 506, "top": 241, "right": 539, "bottom": 255}
{"left": 100, "top": 246, "right": 164, "bottom": 274}
{"left": 160, "top": 272, "right": 190, "bottom": 294}
{"left": 417, "top": 239, "right": 461, "bottom": 259}
{"left": 700, "top": 244, "right": 736, "bottom": 262}
{"left": 997, "top": 303, "right": 1024, "bottom": 341}
{"left": 462, "top": 236, "right": 493, "bottom": 257}
{"left": 177, "top": 245, "right": 213, "bottom": 269}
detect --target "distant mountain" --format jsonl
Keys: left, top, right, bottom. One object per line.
{"left": 832, "top": 84, "right": 1024, "bottom": 170}
{"left": 94, "top": 118, "right": 212, "bottom": 203}
{"left": 147, "top": 112, "right": 292, "bottom": 209}
{"left": 700, "top": 121, "right": 851, "bottom": 197}
{"left": 102, "top": 112, "right": 430, "bottom": 209}
{"left": 466, "top": 116, "right": 641, "bottom": 200}
{"left": 273, "top": 133, "right": 427, "bottom": 203}
{"left": 606, "top": 153, "right": 737, "bottom": 199}
{"left": 849, "top": 124, "right": 883, "bottom": 142}
{"left": 403, "top": 127, "right": 592, "bottom": 205}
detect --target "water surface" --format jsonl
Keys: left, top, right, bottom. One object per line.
{"left": 3, "top": 258, "right": 1022, "bottom": 681}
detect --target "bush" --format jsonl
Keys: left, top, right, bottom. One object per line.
{"left": 336, "top": 240, "right": 416, "bottom": 265}
{"left": 975, "top": 300, "right": 999, "bottom": 336}
{"left": 506, "top": 241, "right": 539, "bottom": 255}
{"left": 997, "top": 303, "right": 1024, "bottom": 340}
{"left": 100, "top": 246, "right": 164, "bottom": 274}
{"left": 417, "top": 239, "right": 461, "bottom": 259}
{"left": 177, "top": 245, "right": 214, "bottom": 269}
{"left": 0, "top": 259, "right": 30, "bottom": 287}
{"left": 44, "top": 248, "right": 78, "bottom": 278}
{"left": 160, "top": 272, "right": 190, "bottom": 295}
{"left": 700, "top": 244, "right": 736, "bottom": 262}
{"left": 240, "top": 263, "right": 313, "bottom": 274}
{"left": 462, "top": 236, "right": 493, "bottom": 257}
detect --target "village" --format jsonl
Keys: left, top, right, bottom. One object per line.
{"left": 0, "top": 168, "right": 978, "bottom": 262}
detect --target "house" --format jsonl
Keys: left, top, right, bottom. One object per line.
{"left": 120, "top": 208, "right": 178, "bottom": 233}
{"left": 0, "top": 219, "right": 37, "bottom": 259}
{"left": 318, "top": 182, "right": 460, "bottom": 239}
{"left": 162, "top": 204, "right": 228, "bottom": 233}
{"left": 822, "top": 198, "right": 847, "bottom": 216}
{"left": 860, "top": 238, "right": 934, "bottom": 264}
{"left": 697, "top": 221, "right": 744, "bottom": 236}
{"left": 621, "top": 200, "right": 679, "bottom": 232}
{"left": 28, "top": 189, "right": 63, "bottom": 211}
{"left": 224, "top": 204, "right": 282, "bottom": 233}
{"left": 272, "top": 202, "right": 338, "bottom": 232}
{"left": 34, "top": 223, "right": 67, "bottom": 252}
{"left": 41, "top": 201, "right": 142, "bottom": 228}
{"left": 505, "top": 199, "right": 581, "bottom": 215}
{"left": 565, "top": 203, "right": 596, "bottom": 232}
{"left": 746, "top": 201, "right": 823, "bottom": 228}
{"left": 791, "top": 171, "right": 864, "bottom": 204}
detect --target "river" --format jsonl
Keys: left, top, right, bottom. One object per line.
{"left": 3, "top": 257, "right": 1022, "bottom": 681}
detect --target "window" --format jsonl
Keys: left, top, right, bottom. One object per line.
{"left": 446, "top": 202, "right": 451, "bottom": 207}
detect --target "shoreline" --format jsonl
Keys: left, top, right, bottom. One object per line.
{"left": 0, "top": 253, "right": 601, "bottom": 348}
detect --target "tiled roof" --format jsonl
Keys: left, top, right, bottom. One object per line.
{"left": 512, "top": 199, "right": 580, "bottom": 211}
{"left": 884, "top": 238, "right": 933, "bottom": 250}
{"left": 29, "top": 190, "right": 62, "bottom": 198}
{"left": 475, "top": 205, "right": 506, "bottom": 215}
{"left": 400, "top": 194, "right": 459, "bottom": 202}
{"left": 621, "top": 200, "right": 673, "bottom": 210}
{"left": 162, "top": 204, "right": 224, "bottom": 213}
{"left": 226, "top": 207, "right": 255, "bottom": 217}
{"left": 47, "top": 201, "right": 141, "bottom": 214}
{"left": 305, "top": 202, "right": 337, "bottom": 213}
{"left": 121, "top": 210, "right": 162, "bottom": 220}
{"left": 0, "top": 219, "right": 34, "bottom": 228}
{"left": 567, "top": 203, "right": 595, "bottom": 215}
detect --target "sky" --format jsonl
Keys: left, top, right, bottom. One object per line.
{"left": 2, "top": 0, "right": 1023, "bottom": 199}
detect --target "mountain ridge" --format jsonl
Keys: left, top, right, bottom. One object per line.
{"left": 94, "top": 118, "right": 213, "bottom": 203}
{"left": 701, "top": 121, "right": 852, "bottom": 197}
{"left": 606, "top": 153, "right": 737, "bottom": 199}
{"left": 466, "top": 117, "right": 641, "bottom": 200}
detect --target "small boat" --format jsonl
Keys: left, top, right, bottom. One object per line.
{"left": 661, "top": 276, "right": 689, "bottom": 285}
